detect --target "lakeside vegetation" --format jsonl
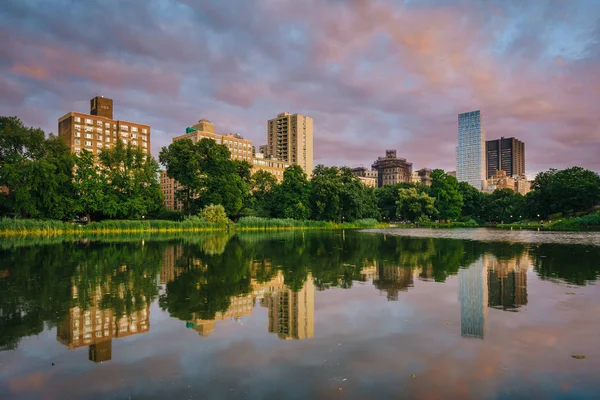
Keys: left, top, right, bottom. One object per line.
{"left": 2, "top": 116, "right": 600, "bottom": 234}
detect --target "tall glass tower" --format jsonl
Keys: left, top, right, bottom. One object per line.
{"left": 456, "top": 110, "right": 486, "bottom": 190}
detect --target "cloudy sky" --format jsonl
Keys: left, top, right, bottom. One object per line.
{"left": 1, "top": 0, "right": 599, "bottom": 175}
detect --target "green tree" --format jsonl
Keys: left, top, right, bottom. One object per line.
{"left": 485, "top": 188, "right": 525, "bottom": 222}
{"left": 98, "top": 141, "right": 163, "bottom": 219}
{"left": 396, "top": 187, "right": 437, "bottom": 222}
{"left": 73, "top": 149, "right": 107, "bottom": 221}
{"left": 272, "top": 165, "right": 311, "bottom": 220}
{"left": 248, "top": 170, "right": 278, "bottom": 217}
{"left": 458, "top": 181, "right": 486, "bottom": 220}
{"left": 310, "top": 165, "right": 342, "bottom": 221}
{"left": 0, "top": 117, "right": 75, "bottom": 219}
{"left": 375, "top": 183, "right": 415, "bottom": 221}
{"left": 195, "top": 139, "right": 248, "bottom": 218}
{"left": 159, "top": 139, "right": 202, "bottom": 215}
{"left": 428, "top": 169, "right": 463, "bottom": 220}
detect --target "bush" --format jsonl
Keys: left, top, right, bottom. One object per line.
{"left": 417, "top": 215, "right": 431, "bottom": 225}
{"left": 202, "top": 204, "right": 231, "bottom": 227}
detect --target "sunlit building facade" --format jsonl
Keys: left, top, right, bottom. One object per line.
{"left": 458, "top": 258, "right": 488, "bottom": 339}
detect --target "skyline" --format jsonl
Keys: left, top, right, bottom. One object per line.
{"left": 1, "top": 0, "right": 599, "bottom": 175}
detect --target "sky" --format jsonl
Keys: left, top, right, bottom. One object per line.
{"left": 1, "top": 0, "right": 599, "bottom": 175}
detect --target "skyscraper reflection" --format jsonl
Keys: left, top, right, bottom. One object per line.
{"left": 458, "top": 258, "right": 488, "bottom": 339}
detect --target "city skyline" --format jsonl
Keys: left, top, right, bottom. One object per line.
{"left": 1, "top": 1, "right": 599, "bottom": 175}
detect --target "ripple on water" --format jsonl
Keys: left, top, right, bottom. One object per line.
{"left": 361, "top": 227, "right": 600, "bottom": 247}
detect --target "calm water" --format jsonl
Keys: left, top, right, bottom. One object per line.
{"left": 1, "top": 230, "right": 599, "bottom": 399}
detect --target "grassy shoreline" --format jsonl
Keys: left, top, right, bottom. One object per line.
{"left": 0, "top": 217, "right": 388, "bottom": 236}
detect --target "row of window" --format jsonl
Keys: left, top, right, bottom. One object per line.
{"left": 73, "top": 117, "right": 148, "bottom": 134}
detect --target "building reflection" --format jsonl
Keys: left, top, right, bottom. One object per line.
{"left": 368, "top": 262, "right": 415, "bottom": 301}
{"left": 57, "top": 275, "right": 150, "bottom": 363}
{"left": 486, "top": 253, "right": 529, "bottom": 312}
{"left": 458, "top": 258, "right": 488, "bottom": 339}
{"left": 262, "top": 274, "right": 315, "bottom": 340}
{"left": 159, "top": 245, "right": 316, "bottom": 341}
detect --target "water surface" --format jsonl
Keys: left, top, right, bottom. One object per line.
{"left": 0, "top": 230, "right": 599, "bottom": 399}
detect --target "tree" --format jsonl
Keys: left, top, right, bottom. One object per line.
{"left": 310, "top": 165, "right": 342, "bottom": 221}
{"left": 396, "top": 187, "right": 437, "bottom": 222}
{"left": 375, "top": 183, "right": 415, "bottom": 221}
{"left": 272, "top": 165, "right": 311, "bottom": 220}
{"left": 428, "top": 169, "right": 463, "bottom": 220}
{"left": 98, "top": 141, "right": 163, "bottom": 219}
{"left": 458, "top": 181, "right": 486, "bottom": 220}
{"left": 73, "top": 149, "right": 107, "bottom": 221}
{"left": 159, "top": 139, "right": 202, "bottom": 215}
{"left": 484, "top": 188, "right": 525, "bottom": 222}
{"left": 0, "top": 117, "right": 75, "bottom": 219}
{"left": 248, "top": 170, "right": 278, "bottom": 217}
{"left": 526, "top": 167, "right": 600, "bottom": 218}
{"left": 195, "top": 139, "right": 248, "bottom": 218}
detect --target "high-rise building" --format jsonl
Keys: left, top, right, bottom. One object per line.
{"left": 267, "top": 112, "right": 313, "bottom": 176}
{"left": 58, "top": 96, "right": 150, "bottom": 156}
{"left": 456, "top": 110, "right": 486, "bottom": 190}
{"left": 486, "top": 137, "right": 525, "bottom": 178}
{"left": 371, "top": 150, "right": 413, "bottom": 187}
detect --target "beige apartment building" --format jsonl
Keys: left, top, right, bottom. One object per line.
{"left": 372, "top": 150, "right": 413, "bottom": 187}
{"left": 351, "top": 167, "right": 378, "bottom": 188}
{"left": 267, "top": 112, "right": 313, "bottom": 176}
{"left": 161, "top": 118, "right": 289, "bottom": 211}
{"left": 58, "top": 96, "right": 150, "bottom": 156}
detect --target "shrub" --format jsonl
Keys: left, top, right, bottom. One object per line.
{"left": 202, "top": 204, "right": 231, "bottom": 227}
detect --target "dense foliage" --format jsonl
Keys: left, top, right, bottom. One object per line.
{"left": 1, "top": 117, "right": 164, "bottom": 221}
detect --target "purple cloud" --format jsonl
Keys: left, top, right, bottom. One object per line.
{"left": 1, "top": 0, "right": 599, "bottom": 175}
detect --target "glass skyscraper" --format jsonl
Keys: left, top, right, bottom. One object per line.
{"left": 456, "top": 110, "right": 486, "bottom": 190}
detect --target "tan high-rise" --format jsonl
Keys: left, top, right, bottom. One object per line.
{"left": 58, "top": 96, "right": 150, "bottom": 156}
{"left": 267, "top": 112, "right": 313, "bottom": 176}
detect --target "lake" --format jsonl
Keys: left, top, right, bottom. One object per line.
{"left": 1, "top": 229, "right": 599, "bottom": 399}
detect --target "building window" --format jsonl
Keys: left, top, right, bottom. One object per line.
{"left": 142, "top": 128, "right": 147, "bottom": 134}
{"left": 85, "top": 133, "right": 93, "bottom": 139}
{"left": 105, "top": 137, "right": 111, "bottom": 143}
{"left": 131, "top": 127, "right": 138, "bottom": 132}
{"left": 142, "top": 142, "right": 147, "bottom": 148}
{"left": 131, "top": 133, "right": 137, "bottom": 139}
{"left": 96, "top": 121, "right": 102, "bottom": 127}
{"left": 74, "top": 125, "right": 81, "bottom": 131}
{"left": 85, "top": 141, "right": 92, "bottom": 147}
{"left": 105, "top": 122, "right": 110, "bottom": 128}
{"left": 97, "top": 135, "right": 103, "bottom": 141}
{"left": 97, "top": 142, "right": 103, "bottom": 148}
{"left": 75, "top": 132, "right": 81, "bottom": 138}
{"left": 85, "top": 119, "right": 93, "bottom": 125}
{"left": 74, "top": 147, "right": 81, "bottom": 152}
{"left": 74, "top": 139, "right": 81, "bottom": 145}
{"left": 75, "top": 117, "right": 81, "bottom": 123}
{"left": 121, "top": 125, "right": 129, "bottom": 131}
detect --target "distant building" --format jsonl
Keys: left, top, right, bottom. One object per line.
{"left": 485, "top": 170, "right": 515, "bottom": 193}
{"left": 485, "top": 253, "right": 529, "bottom": 312}
{"left": 514, "top": 175, "right": 531, "bottom": 195}
{"left": 258, "top": 144, "right": 268, "bottom": 155}
{"left": 352, "top": 167, "right": 378, "bottom": 188}
{"left": 267, "top": 112, "right": 314, "bottom": 176}
{"left": 447, "top": 171, "right": 457, "bottom": 178}
{"left": 252, "top": 153, "right": 288, "bottom": 182}
{"left": 161, "top": 119, "right": 287, "bottom": 210}
{"left": 371, "top": 150, "right": 413, "bottom": 187}
{"left": 411, "top": 168, "right": 433, "bottom": 186}
{"left": 486, "top": 137, "right": 525, "bottom": 179}
{"left": 58, "top": 96, "right": 150, "bottom": 156}
{"left": 456, "top": 110, "right": 486, "bottom": 190}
